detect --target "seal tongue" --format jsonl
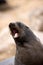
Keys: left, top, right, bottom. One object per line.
{"left": 13, "top": 30, "right": 17, "bottom": 34}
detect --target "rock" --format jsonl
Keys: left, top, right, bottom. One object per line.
{"left": 29, "top": 7, "right": 43, "bottom": 31}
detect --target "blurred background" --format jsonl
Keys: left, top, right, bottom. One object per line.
{"left": 0, "top": 0, "right": 43, "bottom": 61}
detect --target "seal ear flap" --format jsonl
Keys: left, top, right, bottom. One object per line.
{"left": 26, "top": 26, "right": 29, "bottom": 29}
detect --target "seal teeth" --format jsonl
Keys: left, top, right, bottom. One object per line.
{"left": 13, "top": 33, "right": 18, "bottom": 38}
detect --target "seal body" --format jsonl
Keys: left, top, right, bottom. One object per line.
{"left": 9, "top": 22, "right": 43, "bottom": 65}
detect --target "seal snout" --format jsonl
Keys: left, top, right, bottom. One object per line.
{"left": 9, "top": 22, "right": 19, "bottom": 38}
{"left": 9, "top": 23, "right": 15, "bottom": 29}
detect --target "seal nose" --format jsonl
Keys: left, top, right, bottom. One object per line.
{"left": 9, "top": 23, "right": 15, "bottom": 29}
{"left": 9, "top": 23, "right": 12, "bottom": 28}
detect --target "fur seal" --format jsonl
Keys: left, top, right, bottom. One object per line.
{"left": 9, "top": 22, "right": 43, "bottom": 65}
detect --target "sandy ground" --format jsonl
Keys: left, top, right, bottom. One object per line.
{"left": 0, "top": 27, "right": 16, "bottom": 61}
{"left": 0, "top": 0, "right": 43, "bottom": 61}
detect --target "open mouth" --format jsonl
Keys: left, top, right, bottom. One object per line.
{"left": 10, "top": 28, "right": 19, "bottom": 38}
{"left": 9, "top": 23, "right": 20, "bottom": 38}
